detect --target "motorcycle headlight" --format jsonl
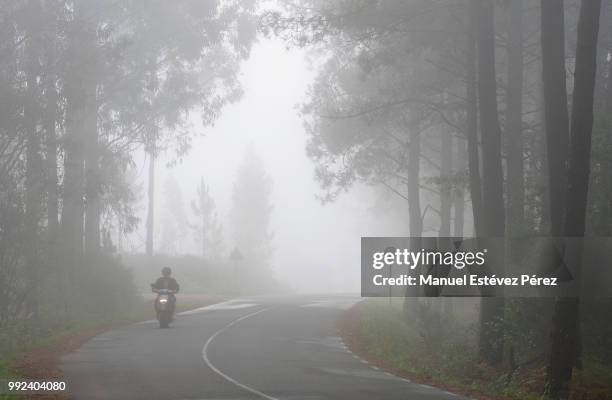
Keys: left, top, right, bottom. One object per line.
{"left": 159, "top": 298, "right": 168, "bottom": 303}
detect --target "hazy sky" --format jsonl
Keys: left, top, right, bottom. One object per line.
{"left": 129, "top": 37, "right": 408, "bottom": 293}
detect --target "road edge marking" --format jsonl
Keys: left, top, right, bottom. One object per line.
{"left": 201, "top": 307, "right": 278, "bottom": 400}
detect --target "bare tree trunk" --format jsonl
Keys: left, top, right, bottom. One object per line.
{"left": 61, "top": 118, "right": 85, "bottom": 264}
{"left": 146, "top": 141, "right": 156, "bottom": 258}
{"left": 408, "top": 128, "right": 423, "bottom": 238}
{"left": 454, "top": 138, "right": 466, "bottom": 237}
{"left": 541, "top": 0, "right": 570, "bottom": 237}
{"left": 596, "top": 6, "right": 612, "bottom": 236}
{"left": 466, "top": 0, "right": 484, "bottom": 237}
{"left": 536, "top": 68, "right": 551, "bottom": 234}
{"left": 403, "top": 125, "right": 422, "bottom": 319}
{"left": 45, "top": 40, "right": 59, "bottom": 243}
{"left": 438, "top": 130, "right": 452, "bottom": 237}
{"left": 505, "top": 0, "right": 525, "bottom": 236}
{"left": 24, "top": 3, "right": 43, "bottom": 315}
{"left": 545, "top": 1, "right": 602, "bottom": 398}
{"left": 80, "top": 2, "right": 100, "bottom": 257}
{"left": 43, "top": 34, "right": 62, "bottom": 310}
{"left": 475, "top": 0, "right": 505, "bottom": 238}
{"left": 61, "top": 0, "right": 95, "bottom": 269}
{"left": 439, "top": 129, "right": 453, "bottom": 237}
{"left": 475, "top": 0, "right": 506, "bottom": 366}
{"left": 84, "top": 80, "right": 99, "bottom": 256}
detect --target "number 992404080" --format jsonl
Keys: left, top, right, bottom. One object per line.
{"left": 2, "top": 380, "right": 67, "bottom": 394}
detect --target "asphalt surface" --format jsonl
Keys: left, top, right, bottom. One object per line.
{"left": 61, "top": 295, "right": 465, "bottom": 400}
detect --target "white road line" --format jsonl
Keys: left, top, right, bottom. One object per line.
{"left": 201, "top": 308, "right": 278, "bottom": 400}
{"left": 179, "top": 300, "right": 258, "bottom": 315}
{"left": 136, "top": 299, "right": 254, "bottom": 324}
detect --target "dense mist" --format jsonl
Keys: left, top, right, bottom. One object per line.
{"left": 1, "top": 1, "right": 611, "bottom": 399}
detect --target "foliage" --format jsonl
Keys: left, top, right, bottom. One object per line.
{"left": 357, "top": 300, "right": 545, "bottom": 400}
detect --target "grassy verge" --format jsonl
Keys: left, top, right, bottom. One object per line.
{"left": 339, "top": 299, "right": 612, "bottom": 400}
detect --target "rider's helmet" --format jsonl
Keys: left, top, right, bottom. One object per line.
{"left": 162, "top": 267, "right": 172, "bottom": 277}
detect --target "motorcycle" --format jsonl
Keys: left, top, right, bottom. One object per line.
{"left": 152, "top": 287, "right": 176, "bottom": 328}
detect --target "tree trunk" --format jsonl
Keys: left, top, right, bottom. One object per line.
{"left": 599, "top": 21, "right": 612, "bottom": 235}
{"left": 45, "top": 39, "right": 59, "bottom": 243}
{"left": 475, "top": 0, "right": 506, "bottom": 366}
{"left": 24, "top": 4, "right": 43, "bottom": 315}
{"left": 536, "top": 66, "right": 551, "bottom": 235}
{"left": 403, "top": 126, "right": 422, "bottom": 319}
{"left": 44, "top": 30, "right": 62, "bottom": 309}
{"left": 541, "top": 0, "right": 570, "bottom": 237}
{"left": 454, "top": 138, "right": 466, "bottom": 237}
{"left": 80, "top": 1, "right": 100, "bottom": 257}
{"left": 146, "top": 143, "right": 156, "bottom": 258}
{"left": 439, "top": 129, "right": 452, "bottom": 237}
{"left": 545, "top": 1, "right": 602, "bottom": 398}
{"left": 466, "top": 0, "right": 484, "bottom": 237}
{"left": 505, "top": 0, "right": 525, "bottom": 236}
{"left": 407, "top": 128, "right": 423, "bottom": 238}
{"left": 60, "top": 115, "right": 85, "bottom": 265}
{"left": 84, "top": 79, "right": 99, "bottom": 256}
{"left": 61, "top": 0, "right": 95, "bottom": 268}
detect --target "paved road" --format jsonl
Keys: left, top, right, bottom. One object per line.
{"left": 61, "top": 295, "right": 465, "bottom": 400}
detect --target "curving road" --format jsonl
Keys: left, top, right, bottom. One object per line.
{"left": 61, "top": 295, "right": 465, "bottom": 400}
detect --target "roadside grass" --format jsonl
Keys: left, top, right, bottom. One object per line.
{"left": 569, "top": 359, "right": 612, "bottom": 400}
{"left": 350, "top": 299, "right": 612, "bottom": 400}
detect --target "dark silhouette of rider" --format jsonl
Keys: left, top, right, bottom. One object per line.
{"left": 151, "top": 267, "right": 179, "bottom": 313}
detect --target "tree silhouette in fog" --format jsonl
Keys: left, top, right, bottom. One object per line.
{"left": 231, "top": 145, "right": 274, "bottom": 287}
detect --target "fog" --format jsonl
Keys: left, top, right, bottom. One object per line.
{"left": 2, "top": 2, "right": 611, "bottom": 396}
{"left": 125, "top": 38, "right": 408, "bottom": 293}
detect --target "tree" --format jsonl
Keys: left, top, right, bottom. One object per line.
{"left": 453, "top": 138, "right": 466, "bottom": 237}
{"left": 191, "top": 177, "right": 223, "bottom": 259}
{"left": 544, "top": 0, "right": 602, "bottom": 398}
{"left": 505, "top": 0, "right": 526, "bottom": 235}
{"left": 541, "top": 0, "right": 571, "bottom": 237}
{"left": 474, "top": 0, "right": 506, "bottom": 366}
{"left": 43, "top": 0, "right": 60, "bottom": 245}
{"left": 146, "top": 141, "right": 156, "bottom": 257}
{"left": 231, "top": 146, "right": 273, "bottom": 273}
{"left": 438, "top": 128, "right": 453, "bottom": 237}
{"left": 160, "top": 175, "right": 189, "bottom": 255}
{"left": 60, "top": 0, "right": 97, "bottom": 273}
{"left": 465, "top": 0, "right": 484, "bottom": 237}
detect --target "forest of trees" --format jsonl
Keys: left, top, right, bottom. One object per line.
{"left": 267, "top": 0, "right": 612, "bottom": 398}
{"left": 0, "top": 0, "right": 258, "bottom": 350}
{"left": 1, "top": 0, "right": 611, "bottom": 399}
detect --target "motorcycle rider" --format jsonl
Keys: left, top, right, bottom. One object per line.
{"left": 151, "top": 267, "right": 180, "bottom": 315}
